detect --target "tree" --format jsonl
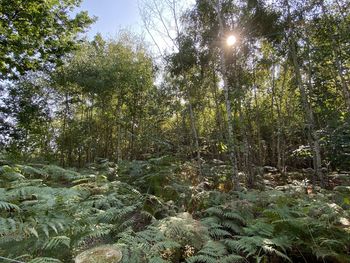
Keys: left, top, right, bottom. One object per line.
{"left": 52, "top": 34, "right": 158, "bottom": 165}
{"left": 140, "top": 0, "right": 204, "bottom": 177}
{"left": 0, "top": 74, "right": 53, "bottom": 159}
{"left": 214, "top": 0, "right": 239, "bottom": 190}
{"left": 0, "top": 0, "right": 94, "bottom": 79}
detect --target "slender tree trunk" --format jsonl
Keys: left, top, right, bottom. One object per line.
{"left": 307, "top": 41, "right": 323, "bottom": 186}
{"left": 141, "top": 0, "right": 203, "bottom": 178}
{"left": 277, "top": 64, "right": 288, "bottom": 172}
{"left": 271, "top": 62, "right": 276, "bottom": 166}
{"left": 187, "top": 99, "right": 203, "bottom": 177}
{"left": 286, "top": 0, "right": 324, "bottom": 187}
{"left": 116, "top": 103, "right": 123, "bottom": 162}
{"left": 253, "top": 84, "right": 263, "bottom": 166}
{"left": 212, "top": 66, "right": 225, "bottom": 147}
{"left": 239, "top": 99, "right": 252, "bottom": 187}
{"left": 215, "top": 0, "right": 239, "bottom": 190}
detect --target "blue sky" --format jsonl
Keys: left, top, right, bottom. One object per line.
{"left": 75, "top": 0, "right": 196, "bottom": 54}
{"left": 78, "top": 0, "right": 142, "bottom": 38}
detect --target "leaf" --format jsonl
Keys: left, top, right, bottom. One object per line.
{"left": 28, "top": 227, "right": 39, "bottom": 238}
{"left": 43, "top": 236, "right": 70, "bottom": 250}
{"left": 0, "top": 201, "right": 20, "bottom": 211}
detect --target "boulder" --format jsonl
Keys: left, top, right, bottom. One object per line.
{"left": 75, "top": 245, "right": 122, "bottom": 263}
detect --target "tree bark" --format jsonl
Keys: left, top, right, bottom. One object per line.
{"left": 215, "top": 0, "right": 239, "bottom": 190}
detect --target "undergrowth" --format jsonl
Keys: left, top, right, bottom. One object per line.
{"left": 0, "top": 159, "right": 349, "bottom": 262}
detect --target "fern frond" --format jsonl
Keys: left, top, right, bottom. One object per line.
{"left": 98, "top": 205, "right": 136, "bottom": 223}
{"left": 221, "top": 220, "right": 243, "bottom": 234}
{"left": 0, "top": 217, "right": 18, "bottom": 235}
{"left": 43, "top": 236, "right": 70, "bottom": 250}
{"left": 221, "top": 254, "right": 245, "bottom": 263}
{"left": 19, "top": 165, "right": 46, "bottom": 178}
{"left": 223, "top": 212, "right": 246, "bottom": 224}
{"left": 208, "top": 227, "right": 231, "bottom": 239}
{"left": 187, "top": 241, "right": 227, "bottom": 263}
{"left": 186, "top": 255, "right": 217, "bottom": 263}
{"left": 149, "top": 256, "right": 169, "bottom": 263}
{"left": 205, "top": 207, "right": 224, "bottom": 217}
{"left": 243, "top": 221, "right": 273, "bottom": 237}
{"left": 224, "top": 237, "right": 258, "bottom": 256}
{"left": 261, "top": 242, "right": 292, "bottom": 262}
{"left": 152, "top": 240, "right": 181, "bottom": 251}
{"left": 0, "top": 200, "right": 20, "bottom": 211}
{"left": 28, "top": 257, "right": 62, "bottom": 263}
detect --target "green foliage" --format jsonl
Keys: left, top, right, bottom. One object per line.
{"left": 325, "top": 122, "right": 350, "bottom": 170}
{"left": 117, "top": 212, "right": 210, "bottom": 263}
{"left": 0, "top": 163, "right": 145, "bottom": 261}
{"left": 29, "top": 258, "right": 62, "bottom": 263}
{"left": 0, "top": 0, "right": 94, "bottom": 79}
{"left": 0, "top": 160, "right": 350, "bottom": 262}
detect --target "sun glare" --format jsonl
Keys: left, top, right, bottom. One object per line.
{"left": 226, "top": 35, "right": 237, "bottom": 46}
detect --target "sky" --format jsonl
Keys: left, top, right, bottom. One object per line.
{"left": 77, "top": 0, "right": 143, "bottom": 39}
{"left": 75, "top": 0, "right": 196, "bottom": 56}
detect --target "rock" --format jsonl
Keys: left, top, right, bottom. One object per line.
{"left": 75, "top": 245, "right": 122, "bottom": 263}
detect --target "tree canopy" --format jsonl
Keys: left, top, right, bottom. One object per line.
{"left": 0, "top": 0, "right": 94, "bottom": 79}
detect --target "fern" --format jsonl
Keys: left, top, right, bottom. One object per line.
{"left": 28, "top": 257, "right": 62, "bottom": 263}
{"left": 42, "top": 236, "right": 70, "bottom": 250}
{"left": 202, "top": 206, "right": 245, "bottom": 238}
{"left": 187, "top": 240, "right": 244, "bottom": 263}
{"left": 0, "top": 200, "right": 20, "bottom": 211}
{"left": 149, "top": 257, "right": 170, "bottom": 263}
{"left": 43, "top": 165, "right": 80, "bottom": 182}
{"left": 18, "top": 165, "right": 47, "bottom": 179}
{"left": 0, "top": 217, "right": 18, "bottom": 236}
{"left": 1, "top": 161, "right": 350, "bottom": 262}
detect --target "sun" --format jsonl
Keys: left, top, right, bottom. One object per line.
{"left": 226, "top": 35, "right": 237, "bottom": 46}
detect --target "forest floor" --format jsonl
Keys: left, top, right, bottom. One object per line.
{"left": 0, "top": 158, "right": 349, "bottom": 263}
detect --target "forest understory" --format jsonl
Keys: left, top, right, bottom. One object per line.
{"left": 0, "top": 156, "right": 349, "bottom": 263}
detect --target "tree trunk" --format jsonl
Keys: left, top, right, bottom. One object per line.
{"left": 271, "top": 61, "right": 276, "bottom": 166}
{"left": 215, "top": 0, "right": 239, "bottom": 190}
{"left": 277, "top": 64, "right": 288, "bottom": 172}
{"left": 188, "top": 100, "right": 203, "bottom": 177}
{"left": 286, "top": 0, "right": 324, "bottom": 187}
